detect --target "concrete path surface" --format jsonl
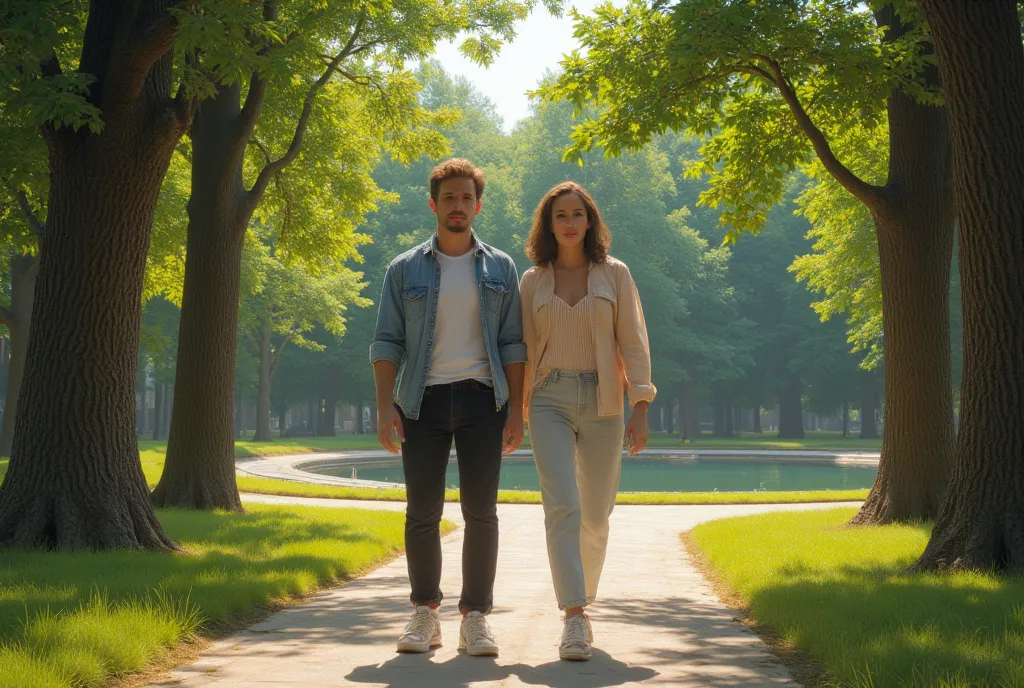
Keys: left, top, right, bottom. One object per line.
{"left": 154, "top": 495, "right": 858, "bottom": 687}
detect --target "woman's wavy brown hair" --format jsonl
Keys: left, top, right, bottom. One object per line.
{"left": 525, "top": 181, "right": 611, "bottom": 267}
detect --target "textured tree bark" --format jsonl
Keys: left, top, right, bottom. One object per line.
{"left": 851, "top": 119, "right": 955, "bottom": 521}
{"left": 859, "top": 369, "right": 880, "bottom": 439}
{"left": 912, "top": 0, "right": 1024, "bottom": 572}
{"left": 153, "top": 85, "right": 249, "bottom": 511}
{"left": 233, "top": 385, "right": 242, "bottom": 439}
{"left": 777, "top": 374, "right": 805, "bottom": 439}
{"left": 0, "top": 255, "right": 38, "bottom": 457}
{"left": 254, "top": 322, "right": 273, "bottom": 442}
{"left": 846, "top": 7, "right": 957, "bottom": 525}
{"left": 0, "top": 0, "right": 185, "bottom": 549}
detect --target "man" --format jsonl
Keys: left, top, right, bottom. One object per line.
{"left": 369, "top": 158, "right": 526, "bottom": 657}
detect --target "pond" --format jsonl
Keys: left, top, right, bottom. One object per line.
{"left": 303, "top": 453, "right": 877, "bottom": 493}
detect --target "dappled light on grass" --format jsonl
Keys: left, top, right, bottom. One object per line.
{"left": 0, "top": 504, "right": 409, "bottom": 688}
{"left": 691, "top": 509, "right": 1024, "bottom": 687}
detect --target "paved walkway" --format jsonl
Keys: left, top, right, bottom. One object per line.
{"left": 156, "top": 496, "right": 858, "bottom": 687}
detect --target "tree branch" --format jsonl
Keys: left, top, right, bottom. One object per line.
{"left": 750, "top": 54, "right": 884, "bottom": 207}
{"left": 237, "top": 71, "right": 269, "bottom": 141}
{"left": 243, "top": 328, "right": 260, "bottom": 354}
{"left": 249, "top": 137, "right": 273, "bottom": 166}
{"left": 172, "top": 49, "right": 200, "bottom": 133}
{"left": 127, "top": 4, "right": 184, "bottom": 76}
{"left": 247, "top": 60, "right": 341, "bottom": 206}
{"left": 246, "top": 12, "right": 368, "bottom": 209}
{"left": 14, "top": 189, "right": 46, "bottom": 238}
{"left": 269, "top": 331, "right": 296, "bottom": 377}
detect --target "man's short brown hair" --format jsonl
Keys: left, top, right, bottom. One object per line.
{"left": 429, "top": 158, "right": 486, "bottom": 202}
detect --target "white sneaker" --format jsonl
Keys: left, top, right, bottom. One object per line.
{"left": 458, "top": 611, "right": 499, "bottom": 656}
{"left": 396, "top": 606, "right": 442, "bottom": 653}
{"left": 559, "top": 614, "right": 592, "bottom": 661}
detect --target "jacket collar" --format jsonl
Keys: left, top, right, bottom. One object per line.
{"left": 422, "top": 229, "right": 485, "bottom": 257}
{"left": 533, "top": 260, "right": 615, "bottom": 311}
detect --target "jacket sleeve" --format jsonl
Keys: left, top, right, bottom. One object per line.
{"left": 520, "top": 270, "right": 537, "bottom": 412}
{"left": 368, "top": 261, "right": 406, "bottom": 365}
{"left": 614, "top": 263, "right": 657, "bottom": 407}
{"left": 496, "top": 258, "right": 528, "bottom": 366}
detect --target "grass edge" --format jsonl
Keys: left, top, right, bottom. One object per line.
{"left": 680, "top": 529, "right": 827, "bottom": 688}
{"left": 100, "top": 518, "right": 459, "bottom": 688}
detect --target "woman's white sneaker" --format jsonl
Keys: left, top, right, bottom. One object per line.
{"left": 396, "top": 606, "right": 442, "bottom": 653}
{"left": 559, "top": 614, "right": 592, "bottom": 661}
{"left": 459, "top": 611, "right": 499, "bottom": 656}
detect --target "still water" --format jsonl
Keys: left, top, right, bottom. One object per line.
{"left": 306, "top": 453, "right": 877, "bottom": 492}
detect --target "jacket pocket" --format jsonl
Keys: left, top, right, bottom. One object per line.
{"left": 403, "top": 285, "right": 427, "bottom": 323}
{"left": 482, "top": 279, "right": 507, "bottom": 314}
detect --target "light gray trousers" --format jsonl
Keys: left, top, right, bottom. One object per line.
{"left": 528, "top": 370, "right": 625, "bottom": 609}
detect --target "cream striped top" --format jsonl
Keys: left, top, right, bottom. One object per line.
{"left": 536, "top": 294, "right": 598, "bottom": 378}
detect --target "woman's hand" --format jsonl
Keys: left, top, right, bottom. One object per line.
{"left": 624, "top": 402, "right": 649, "bottom": 456}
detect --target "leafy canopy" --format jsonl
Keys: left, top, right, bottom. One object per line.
{"left": 535, "top": 0, "right": 934, "bottom": 237}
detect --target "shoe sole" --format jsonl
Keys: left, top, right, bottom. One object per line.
{"left": 459, "top": 638, "right": 499, "bottom": 656}
{"left": 559, "top": 648, "right": 592, "bottom": 661}
{"left": 397, "top": 636, "right": 442, "bottom": 653}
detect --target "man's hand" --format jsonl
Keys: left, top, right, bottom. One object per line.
{"left": 624, "top": 403, "right": 649, "bottom": 456}
{"left": 503, "top": 409, "right": 524, "bottom": 455}
{"left": 377, "top": 405, "right": 405, "bottom": 455}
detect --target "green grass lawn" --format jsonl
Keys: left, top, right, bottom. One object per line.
{"left": 688, "top": 509, "right": 1024, "bottom": 687}
{"left": 1, "top": 447, "right": 872, "bottom": 506}
{"left": 0, "top": 503, "right": 436, "bottom": 688}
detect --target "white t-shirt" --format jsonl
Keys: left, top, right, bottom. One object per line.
{"left": 425, "top": 250, "right": 493, "bottom": 386}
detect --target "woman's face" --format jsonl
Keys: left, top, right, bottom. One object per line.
{"left": 550, "top": 192, "right": 590, "bottom": 251}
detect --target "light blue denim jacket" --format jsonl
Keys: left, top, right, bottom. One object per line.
{"left": 369, "top": 232, "right": 527, "bottom": 420}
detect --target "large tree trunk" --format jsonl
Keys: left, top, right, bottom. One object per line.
{"left": 648, "top": 399, "right": 663, "bottom": 432}
{"left": 153, "top": 84, "right": 250, "bottom": 511}
{"left": 913, "top": 0, "right": 1024, "bottom": 572}
{"left": 859, "top": 369, "right": 880, "bottom": 439}
{"left": 842, "top": 402, "right": 850, "bottom": 438}
{"left": 712, "top": 387, "right": 729, "bottom": 438}
{"left": 850, "top": 8, "right": 956, "bottom": 525}
{"left": 0, "top": 2, "right": 184, "bottom": 548}
{"left": 777, "top": 374, "right": 804, "bottom": 439}
{"left": 0, "top": 254, "right": 38, "bottom": 457}
{"left": 752, "top": 405, "right": 763, "bottom": 434}
{"left": 317, "top": 396, "right": 337, "bottom": 437}
{"left": 680, "top": 377, "right": 700, "bottom": 439}
{"left": 253, "top": 322, "right": 273, "bottom": 442}
{"left": 663, "top": 401, "right": 674, "bottom": 435}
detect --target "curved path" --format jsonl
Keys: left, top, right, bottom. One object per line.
{"left": 154, "top": 495, "right": 859, "bottom": 687}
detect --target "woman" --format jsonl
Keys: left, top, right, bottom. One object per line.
{"left": 520, "top": 181, "right": 655, "bottom": 661}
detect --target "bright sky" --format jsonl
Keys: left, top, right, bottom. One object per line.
{"left": 429, "top": 1, "right": 614, "bottom": 132}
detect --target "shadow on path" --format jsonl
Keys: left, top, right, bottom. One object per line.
{"left": 345, "top": 650, "right": 657, "bottom": 688}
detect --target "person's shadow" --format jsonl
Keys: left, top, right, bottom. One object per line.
{"left": 345, "top": 649, "right": 658, "bottom": 687}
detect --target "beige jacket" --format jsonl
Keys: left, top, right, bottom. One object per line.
{"left": 520, "top": 256, "right": 657, "bottom": 417}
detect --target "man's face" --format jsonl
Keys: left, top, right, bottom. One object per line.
{"left": 430, "top": 177, "right": 481, "bottom": 234}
